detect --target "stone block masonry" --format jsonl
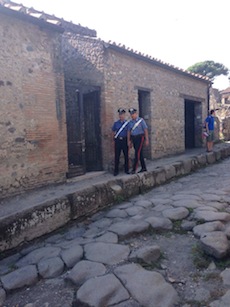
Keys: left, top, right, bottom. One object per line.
{"left": 103, "top": 47, "right": 208, "bottom": 165}
{"left": 0, "top": 13, "right": 68, "bottom": 198}
{"left": 0, "top": 143, "right": 230, "bottom": 253}
{"left": 63, "top": 36, "right": 210, "bottom": 171}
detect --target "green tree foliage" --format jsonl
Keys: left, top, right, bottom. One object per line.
{"left": 187, "top": 61, "right": 229, "bottom": 80}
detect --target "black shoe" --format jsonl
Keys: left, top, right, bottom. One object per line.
{"left": 138, "top": 169, "right": 147, "bottom": 173}
{"left": 114, "top": 172, "right": 118, "bottom": 176}
{"left": 131, "top": 170, "right": 136, "bottom": 174}
{"left": 125, "top": 171, "right": 130, "bottom": 175}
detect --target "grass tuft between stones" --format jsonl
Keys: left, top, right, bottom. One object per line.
{"left": 114, "top": 195, "right": 125, "bottom": 203}
{"left": 172, "top": 220, "right": 187, "bottom": 234}
{"left": 192, "top": 244, "right": 212, "bottom": 270}
{"left": 215, "top": 257, "right": 230, "bottom": 269}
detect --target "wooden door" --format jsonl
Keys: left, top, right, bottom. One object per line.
{"left": 83, "top": 90, "right": 102, "bottom": 171}
{"left": 65, "top": 84, "right": 85, "bottom": 177}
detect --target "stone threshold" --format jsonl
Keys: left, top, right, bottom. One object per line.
{"left": 1, "top": 144, "right": 230, "bottom": 253}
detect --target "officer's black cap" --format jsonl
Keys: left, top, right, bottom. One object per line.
{"left": 118, "top": 108, "right": 126, "bottom": 114}
{"left": 128, "top": 108, "right": 137, "bottom": 114}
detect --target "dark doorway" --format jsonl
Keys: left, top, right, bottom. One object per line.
{"left": 138, "top": 90, "right": 151, "bottom": 159}
{"left": 65, "top": 84, "right": 102, "bottom": 178}
{"left": 65, "top": 84, "right": 85, "bottom": 177}
{"left": 185, "top": 100, "right": 195, "bottom": 148}
{"left": 83, "top": 91, "right": 102, "bottom": 171}
{"left": 184, "top": 99, "right": 202, "bottom": 149}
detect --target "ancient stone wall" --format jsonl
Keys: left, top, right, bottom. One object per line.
{"left": 62, "top": 36, "right": 209, "bottom": 170}
{"left": 222, "top": 117, "right": 230, "bottom": 141}
{"left": 62, "top": 34, "right": 104, "bottom": 88}
{"left": 0, "top": 13, "right": 67, "bottom": 198}
{"left": 103, "top": 47, "right": 209, "bottom": 166}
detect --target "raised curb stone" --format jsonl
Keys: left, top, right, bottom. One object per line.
{"left": 206, "top": 152, "right": 216, "bottom": 164}
{"left": 129, "top": 245, "right": 161, "bottom": 264}
{"left": 77, "top": 273, "right": 129, "bottom": 307}
{"left": 162, "top": 207, "right": 189, "bottom": 220}
{"left": 114, "top": 263, "right": 178, "bottom": 307}
{"left": 84, "top": 242, "right": 130, "bottom": 265}
{"left": 38, "top": 257, "right": 64, "bottom": 279}
{"left": 200, "top": 231, "right": 229, "bottom": 259}
{"left": 164, "top": 165, "right": 176, "bottom": 180}
{"left": 66, "top": 260, "right": 106, "bottom": 286}
{"left": 154, "top": 168, "right": 166, "bottom": 185}
{"left": 1, "top": 265, "right": 38, "bottom": 291}
{"left": 196, "top": 153, "right": 207, "bottom": 166}
{"left": 139, "top": 171, "right": 155, "bottom": 191}
{"left": 182, "top": 158, "right": 192, "bottom": 174}
{"left": 60, "top": 245, "right": 83, "bottom": 268}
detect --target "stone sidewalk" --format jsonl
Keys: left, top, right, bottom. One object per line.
{"left": 1, "top": 142, "right": 230, "bottom": 253}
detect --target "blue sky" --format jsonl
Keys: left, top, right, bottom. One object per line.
{"left": 14, "top": 0, "right": 230, "bottom": 89}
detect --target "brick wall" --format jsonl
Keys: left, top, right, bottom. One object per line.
{"left": 62, "top": 36, "right": 209, "bottom": 171}
{"left": 102, "top": 47, "right": 208, "bottom": 167}
{"left": 0, "top": 13, "right": 67, "bottom": 198}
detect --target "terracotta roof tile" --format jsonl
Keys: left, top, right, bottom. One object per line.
{"left": 0, "top": 0, "right": 211, "bottom": 82}
{"left": 0, "top": 0, "right": 96, "bottom": 36}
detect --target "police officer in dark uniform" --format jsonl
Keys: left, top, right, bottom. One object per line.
{"left": 127, "top": 108, "right": 149, "bottom": 174}
{"left": 112, "top": 108, "right": 130, "bottom": 176}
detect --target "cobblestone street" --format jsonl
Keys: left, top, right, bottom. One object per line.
{"left": 1, "top": 157, "right": 230, "bottom": 307}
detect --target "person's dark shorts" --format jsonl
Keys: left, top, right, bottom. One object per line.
{"left": 207, "top": 130, "right": 214, "bottom": 142}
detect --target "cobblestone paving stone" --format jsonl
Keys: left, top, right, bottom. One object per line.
{"left": 1, "top": 158, "right": 230, "bottom": 306}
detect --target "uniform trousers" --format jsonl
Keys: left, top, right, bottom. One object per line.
{"left": 114, "top": 137, "right": 129, "bottom": 173}
{"left": 131, "top": 134, "right": 146, "bottom": 171}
